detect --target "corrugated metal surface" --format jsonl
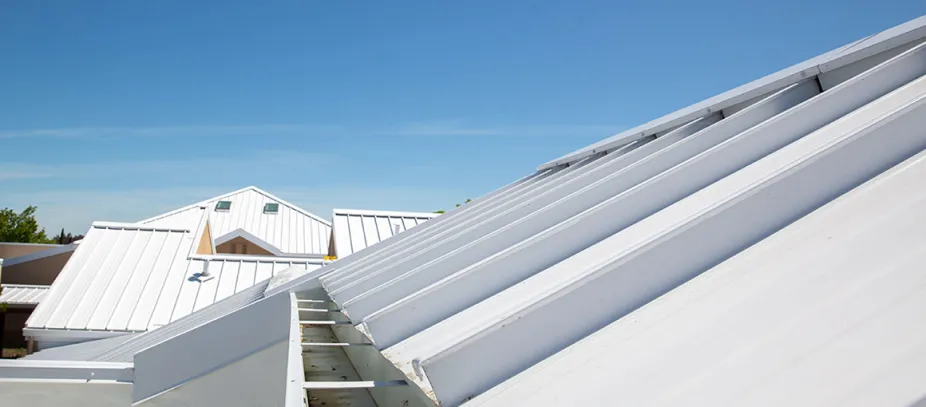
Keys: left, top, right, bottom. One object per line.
{"left": 26, "top": 213, "right": 322, "bottom": 341}
{"left": 471, "top": 149, "right": 926, "bottom": 407}
{"left": 331, "top": 209, "right": 438, "bottom": 258}
{"left": 0, "top": 284, "right": 48, "bottom": 306}
{"left": 142, "top": 186, "right": 331, "bottom": 255}
{"left": 264, "top": 15, "right": 926, "bottom": 406}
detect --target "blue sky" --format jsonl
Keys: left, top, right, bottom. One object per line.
{"left": 1, "top": 1, "right": 923, "bottom": 235}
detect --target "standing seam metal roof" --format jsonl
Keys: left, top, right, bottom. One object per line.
{"left": 25, "top": 210, "right": 323, "bottom": 340}
{"left": 0, "top": 285, "right": 49, "bottom": 306}
{"left": 268, "top": 14, "right": 926, "bottom": 407}
{"left": 141, "top": 186, "right": 331, "bottom": 256}
{"left": 331, "top": 209, "right": 439, "bottom": 258}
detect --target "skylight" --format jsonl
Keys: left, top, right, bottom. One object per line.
{"left": 264, "top": 203, "right": 279, "bottom": 214}
{"left": 215, "top": 201, "right": 232, "bottom": 211}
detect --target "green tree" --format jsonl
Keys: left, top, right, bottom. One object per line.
{"left": 0, "top": 206, "right": 54, "bottom": 243}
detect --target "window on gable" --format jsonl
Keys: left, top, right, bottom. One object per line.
{"left": 263, "top": 203, "right": 280, "bottom": 214}
{"left": 215, "top": 201, "right": 232, "bottom": 211}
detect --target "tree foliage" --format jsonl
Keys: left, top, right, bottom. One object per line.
{"left": 55, "top": 228, "right": 84, "bottom": 244}
{"left": 0, "top": 206, "right": 54, "bottom": 244}
{"left": 434, "top": 198, "right": 472, "bottom": 214}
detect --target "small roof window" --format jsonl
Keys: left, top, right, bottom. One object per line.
{"left": 263, "top": 203, "right": 280, "bottom": 214}
{"left": 215, "top": 201, "right": 232, "bottom": 211}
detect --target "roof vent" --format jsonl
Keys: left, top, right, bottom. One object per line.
{"left": 394, "top": 224, "right": 401, "bottom": 235}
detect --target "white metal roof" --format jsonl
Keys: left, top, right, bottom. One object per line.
{"left": 142, "top": 186, "right": 331, "bottom": 256}
{"left": 331, "top": 209, "right": 439, "bottom": 258}
{"left": 25, "top": 210, "right": 323, "bottom": 343}
{"left": 0, "top": 284, "right": 49, "bottom": 306}
{"left": 471, "top": 148, "right": 926, "bottom": 407}
{"left": 12, "top": 15, "right": 926, "bottom": 407}
{"left": 264, "top": 14, "right": 926, "bottom": 406}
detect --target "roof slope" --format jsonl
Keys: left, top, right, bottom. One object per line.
{"left": 142, "top": 186, "right": 331, "bottom": 256}
{"left": 267, "top": 14, "right": 926, "bottom": 406}
{"left": 26, "top": 210, "right": 323, "bottom": 342}
{"left": 0, "top": 284, "right": 48, "bottom": 306}
{"left": 471, "top": 149, "right": 926, "bottom": 407}
{"left": 331, "top": 209, "right": 439, "bottom": 258}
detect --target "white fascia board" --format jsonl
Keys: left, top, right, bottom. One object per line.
{"left": 538, "top": 15, "right": 926, "bottom": 170}
{"left": 386, "top": 72, "right": 926, "bottom": 406}
{"left": 1, "top": 244, "right": 77, "bottom": 267}
{"left": 360, "top": 79, "right": 820, "bottom": 348}
{"left": 274, "top": 171, "right": 548, "bottom": 296}
{"left": 213, "top": 228, "right": 285, "bottom": 256}
{"left": 332, "top": 116, "right": 722, "bottom": 318}
{"left": 333, "top": 209, "right": 440, "bottom": 219}
{"left": 471, "top": 150, "right": 926, "bottom": 407}
{"left": 320, "top": 168, "right": 572, "bottom": 290}
{"left": 23, "top": 327, "right": 137, "bottom": 341}
{"left": 189, "top": 254, "right": 325, "bottom": 264}
{"left": 91, "top": 221, "right": 190, "bottom": 233}
{"left": 285, "top": 294, "right": 306, "bottom": 407}
{"left": 0, "top": 360, "right": 134, "bottom": 382}
{"left": 362, "top": 40, "right": 926, "bottom": 349}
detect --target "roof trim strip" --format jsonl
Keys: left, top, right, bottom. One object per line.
{"left": 537, "top": 15, "right": 926, "bottom": 170}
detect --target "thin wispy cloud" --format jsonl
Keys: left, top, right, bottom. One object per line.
{"left": 0, "top": 122, "right": 624, "bottom": 139}
{"left": 376, "top": 121, "right": 624, "bottom": 137}
{"left": 0, "top": 124, "right": 342, "bottom": 139}
{"left": 0, "top": 150, "right": 333, "bottom": 181}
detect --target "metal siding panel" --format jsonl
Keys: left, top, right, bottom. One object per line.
{"left": 242, "top": 189, "right": 256, "bottom": 236}
{"left": 361, "top": 216, "right": 381, "bottom": 247}
{"left": 282, "top": 206, "right": 292, "bottom": 253}
{"left": 107, "top": 231, "right": 172, "bottom": 331}
{"left": 347, "top": 215, "right": 367, "bottom": 254}
{"left": 27, "top": 227, "right": 104, "bottom": 328}
{"left": 214, "top": 261, "right": 241, "bottom": 303}
{"left": 375, "top": 217, "right": 393, "bottom": 241}
{"left": 145, "top": 234, "right": 198, "bottom": 330}
{"left": 272, "top": 262, "right": 291, "bottom": 274}
{"left": 235, "top": 261, "right": 258, "bottom": 293}
{"left": 333, "top": 215, "right": 353, "bottom": 257}
{"left": 86, "top": 230, "right": 154, "bottom": 330}
{"left": 295, "top": 214, "right": 303, "bottom": 254}
{"left": 169, "top": 260, "right": 204, "bottom": 322}
{"left": 400, "top": 217, "right": 416, "bottom": 231}
{"left": 126, "top": 231, "right": 188, "bottom": 331}
{"left": 193, "top": 261, "right": 222, "bottom": 312}
{"left": 254, "top": 262, "right": 273, "bottom": 283}
{"left": 309, "top": 218, "right": 318, "bottom": 254}
{"left": 47, "top": 228, "right": 130, "bottom": 329}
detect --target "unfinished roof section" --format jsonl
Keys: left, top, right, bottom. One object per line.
{"left": 331, "top": 209, "right": 439, "bottom": 258}
{"left": 26, "top": 210, "right": 324, "bottom": 346}
{"left": 141, "top": 186, "right": 331, "bottom": 256}
{"left": 263, "top": 14, "right": 926, "bottom": 406}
